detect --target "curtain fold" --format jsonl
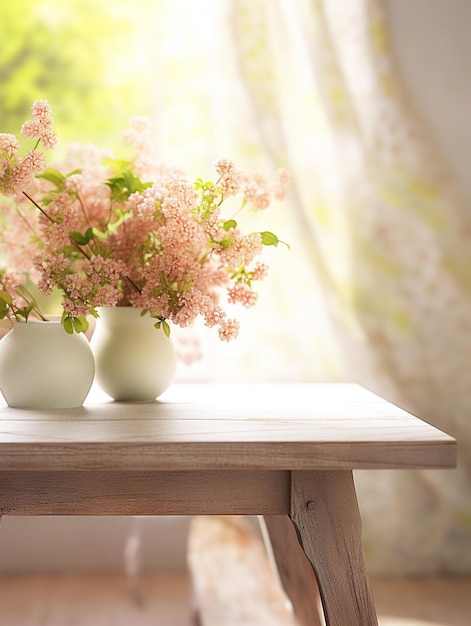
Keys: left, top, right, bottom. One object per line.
{"left": 154, "top": 0, "right": 471, "bottom": 573}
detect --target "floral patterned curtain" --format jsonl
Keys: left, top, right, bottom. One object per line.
{"left": 153, "top": 0, "right": 471, "bottom": 573}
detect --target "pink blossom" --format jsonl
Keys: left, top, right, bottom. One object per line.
{"left": 21, "top": 100, "right": 58, "bottom": 149}
{"left": 218, "top": 318, "right": 240, "bottom": 342}
{"left": 273, "top": 168, "right": 289, "bottom": 201}
{"left": 8, "top": 150, "right": 46, "bottom": 193}
{"left": 0, "top": 134, "right": 20, "bottom": 157}
{"left": 87, "top": 256, "right": 127, "bottom": 285}
{"left": 241, "top": 171, "right": 271, "bottom": 210}
{"left": 0, "top": 192, "right": 41, "bottom": 275}
{"left": 215, "top": 159, "right": 241, "bottom": 197}
{"left": 35, "top": 252, "right": 70, "bottom": 294}
{"left": 0, "top": 270, "right": 22, "bottom": 298}
{"left": 62, "top": 298, "right": 89, "bottom": 318}
{"left": 227, "top": 284, "right": 258, "bottom": 308}
{"left": 0, "top": 102, "right": 287, "bottom": 340}
{"left": 251, "top": 262, "right": 269, "bottom": 281}
{"left": 23, "top": 149, "right": 47, "bottom": 173}
{"left": 62, "top": 274, "right": 91, "bottom": 300}
{"left": 1, "top": 101, "right": 57, "bottom": 197}
{"left": 92, "top": 284, "right": 122, "bottom": 308}
{"left": 122, "top": 116, "right": 152, "bottom": 149}
{"left": 122, "top": 116, "right": 158, "bottom": 180}
{"left": 218, "top": 231, "right": 263, "bottom": 269}
{"left": 0, "top": 270, "right": 28, "bottom": 321}
{"left": 60, "top": 142, "right": 112, "bottom": 171}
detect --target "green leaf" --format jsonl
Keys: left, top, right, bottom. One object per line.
{"left": 62, "top": 315, "right": 74, "bottom": 334}
{"left": 24, "top": 300, "right": 37, "bottom": 318}
{"left": 73, "top": 316, "right": 89, "bottom": 333}
{"left": 16, "top": 307, "right": 27, "bottom": 320}
{"left": 69, "top": 231, "right": 88, "bottom": 245}
{"left": 91, "top": 227, "right": 107, "bottom": 239}
{"left": 105, "top": 169, "right": 152, "bottom": 202}
{"left": 222, "top": 219, "right": 237, "bottom": 231}
{"left": 122, "top": 170, "right": 138, "bottom": 192}
{"left": 102, "top": 157, "right": 133, "bottom": 174}
{"left": 260, "top": 231, "right": 290, "bottom": 249}
{"left": 70, "top": 228, "right": 94, "bottom": 245}
{"left": 36, "top": 168, "right": 66, "bottom": 187}
{"left": 0, "top": 301, "right": 9, "bottom": 318}
{"left": 0, "top": 290, "right": 13, "bottom": 305}
{"left": 260, "top": 231, "right": 279, "bottom": 246}
{"left": 153, "top": 319, "right": 171, "bottom": 337}
{"left": 194, "top": 178, "right": 214, "bottom": 191}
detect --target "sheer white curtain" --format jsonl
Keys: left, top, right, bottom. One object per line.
{"left": 149, "top": 0, "right": 471, "bottom": 575}
{"left": 151, "top": 0, "right": 340, "bottom": 383}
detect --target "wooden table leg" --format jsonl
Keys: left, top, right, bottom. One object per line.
{"left": 290, "top": 470, "right": 378, "bottom": 626}
{"left": 263, "top": 515, "right": 323, "bottom": 626}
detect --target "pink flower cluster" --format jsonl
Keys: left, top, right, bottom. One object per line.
{"left": 0, "top": 100, "right": 57, "bottom": 197}
{"left": 21, "top": 100, "right": 58, "bottom": 150}
{"left": 0, "top": 101, "right": 288, "bottom": 339}
{"left": 0, "top": 267, "right": 47, "bottom": 324}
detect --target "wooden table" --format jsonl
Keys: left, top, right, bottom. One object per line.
{"left": 0, "top": 383, "right": 456, "bottom": 625}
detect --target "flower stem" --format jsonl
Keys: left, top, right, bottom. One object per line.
{"left": 18, "top": 286, "right": 48, "bottom": 321}
{"left": 22, "top": 191, "right": 55, "bottom": 223}
{"left": 23, "top": 191, "right": 92, "bottom": 260}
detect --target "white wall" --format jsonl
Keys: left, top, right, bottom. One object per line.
{"left": 386, "top": 0, "right": 471, "bottom": 198}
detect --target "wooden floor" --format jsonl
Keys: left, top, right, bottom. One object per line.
{"left": 0, "top": 573, "right": 470, "bottom": 626}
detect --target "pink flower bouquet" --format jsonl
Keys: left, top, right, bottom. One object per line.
{"left": 0, "top": 100, "right": 287, "bottom": 341}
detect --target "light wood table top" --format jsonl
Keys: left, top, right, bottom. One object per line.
{"left": 0, "top": 382, "right": 457, "bottom": 626}
{"left": 0, "top": 383, "right": 456, "bottom": 471}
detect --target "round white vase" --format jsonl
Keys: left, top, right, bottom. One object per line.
{"left": 0, "top": 317, "right": 95, "bottom": 409}
{"left": 90, "top": 307, "right": 177, "bottom": 402}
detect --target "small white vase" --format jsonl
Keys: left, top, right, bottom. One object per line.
{"left": 91, "top": 307, "right": 177, "bottom": 402}
{"left": 0, "top": 317, "right": 95, "bottom": 409}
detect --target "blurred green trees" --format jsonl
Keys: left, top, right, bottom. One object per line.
{"left": 0, "top": 0, "right": 156, "bottom": 151}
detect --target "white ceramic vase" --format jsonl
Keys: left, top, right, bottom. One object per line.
{"left": 90, "top": 307, "right": 177, "bottom": 402}
{"left": 0, "top": 316, "right": 95, "bottom": 409}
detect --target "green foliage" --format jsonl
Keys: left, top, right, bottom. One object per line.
{"left": 0, "top": 0, "right": 156, "bottom": 151}
{"left": 194, "top": 178, "right": 223, "bottom": 219}
{"left": 17, "top": 299, "right": 38, "bottom": 321}
{"left": 0, "top": 290, "right": 12, "bottom": 318}
{"left": 154, "top": 318, "right": 171, "bottom": 338}
{"left": 36, "top": 167, "right": 81, "bottom": 205}
{"left": 260, "top": 231, "right": 290, "bottom": 249}
{"left": 61, "top": 311, "right": 89, "bottom": 334}
{"left": 222, "top": 219, "right": 237, "bottom": 231}
{"left": 0, "top": 284, "right": 41, "bottom": 323}
{"left": 69, "top": 227, "right": 95, "bottom": 246}
{"left": 36, "top": 168, "right": 66, "bottom": 187}
{"left": 61, "top": 314, "right": 74, "bottom": 334}
{"left": 106, "top": 170, "right": 152, "bottom": 202}
{"left": 72, "top": 315, "right": 89, "bottom": 333}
